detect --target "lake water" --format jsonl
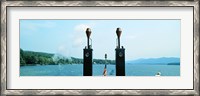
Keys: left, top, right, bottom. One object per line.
{"left": 20, "top": 64, "right": 180, "bottom": 76}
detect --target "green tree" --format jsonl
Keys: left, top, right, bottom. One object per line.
{"left": 20, "top": 49, "right": 26, "bottom": 65}
{"left": 20, "top": 56, "right": 26, "bottom": 65}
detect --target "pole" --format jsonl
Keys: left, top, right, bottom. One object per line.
{"left": 103, "top": 54, "right": 107, "bottom": 76}
{"left": 118, "top": 37, "right": 120, "bottom": 48}
{"left": 87, "top": 37, "right": 89, "bottom": 49}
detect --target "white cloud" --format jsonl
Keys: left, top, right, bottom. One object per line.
{"left": 23, "top": 21, "right": 56, "bottom": 31}
{"left": 56, "top": 45, "right": 71, "bottom": 58}
{"left": 74, "top": 24, "right": 90, "bottom": 32}
{"left": 54, "top": 23, "right": 95, "bottom": 58}
{"left": 73, "top": 37, "right": 85, "bottom": 47}
{"left": 72, "top": 23, "right": 94, "bottom": 47}
{"left": 125, "top": 35, "right": 136, "bottom": 40}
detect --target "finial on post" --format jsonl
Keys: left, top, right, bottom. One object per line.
{"left": 116, "top": 28, "right": 122, "bottom": 48}
{"left": 116, "top": 28, "right": 122, "bottom": 38}
{"left": 105, "top": 54, "right": 107, "bottom": 60}
{"left": 86, "top": 28, "right": 91, "bottom": 39}
{"left": 86, "top": 28, "right": 91, "bottom": 49}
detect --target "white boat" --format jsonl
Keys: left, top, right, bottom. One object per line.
{"left": 155, "top": 72, "right": 161, "bottom": 76}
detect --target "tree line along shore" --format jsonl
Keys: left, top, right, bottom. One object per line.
{"left": 20, "top": 49, "right": 115, "bottom": 66}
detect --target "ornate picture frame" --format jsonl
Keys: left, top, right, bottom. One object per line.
{"left": 1, "top": 0, "right": 199, "bottom": 95}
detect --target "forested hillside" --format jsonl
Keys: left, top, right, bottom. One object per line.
{"left": 20, "top": 49, "right": 115, "bottom": 66}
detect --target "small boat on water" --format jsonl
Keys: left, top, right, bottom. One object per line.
{"left": 155, "top": 72, "right": 161, "bottom": 76}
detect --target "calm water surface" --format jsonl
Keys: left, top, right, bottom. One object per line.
{"left": 20, "top": 64, "right": 180, "bottom": 76}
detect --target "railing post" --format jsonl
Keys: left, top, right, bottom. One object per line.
{"left": 83, "top": 28, "right": 93, "bottom": 76}
{"left": 115, "top": 28, "right": 125, "bottom": 76}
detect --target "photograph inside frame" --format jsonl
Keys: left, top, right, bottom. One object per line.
{"left": 19, "top": 19, "right": 180, "bottom": 76}
{"left": 1, "top": 0, "right": 198, "bottom": 94}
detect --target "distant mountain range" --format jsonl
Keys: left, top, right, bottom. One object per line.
{"left": 126, "top": 57, "right": 180, "bottom": 65}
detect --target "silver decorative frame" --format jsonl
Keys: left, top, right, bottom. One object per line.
{"left": 1, "top": 0, "right": 199, "bottom": 96}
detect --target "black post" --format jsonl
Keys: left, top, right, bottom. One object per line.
{"left": 83, "top": 49, "right": 93, "bottom": 76}
{"left": 115, "top": 48, "right": 125, "bottom": 76}
{"left": 115, "top": 28, "right": 125, "bottom": 76}
{"left": 83, "top": 28, "right": 93, "bottom": 76}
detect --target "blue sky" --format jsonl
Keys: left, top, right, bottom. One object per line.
{"left": 20, "top": 20, "right": 180, "bottom": 60}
